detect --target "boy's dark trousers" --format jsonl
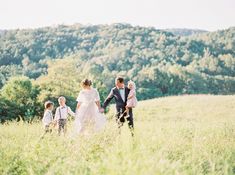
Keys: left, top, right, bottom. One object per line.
{"left": 40, "top": 125, "right": 52, "bottom": 139}
{"left": 58, "top": 119, "right": 67, "bottom": 135}
{"left": 45, "top": 125, "right": 52, "bottom": 133}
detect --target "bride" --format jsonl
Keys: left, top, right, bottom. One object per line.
{"left": 74, "top": 79, "right": 106, "bottom": 134}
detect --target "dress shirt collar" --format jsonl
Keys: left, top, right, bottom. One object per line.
{"left": 60, "top": 105, "right": 67, "bottom": 109}
{"left": 117, "top": 86, "right": 125, "bottom": 90}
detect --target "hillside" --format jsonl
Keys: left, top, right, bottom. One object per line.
{"left": 0, "top": 24, "right": 234, "bottom": 85}
{"left": 164, "top": 28, "right": 208, "bottom": 36}
{"left": 0, "top": 24, "right": 234, "bottom": 121}
{"left": 0, "top": 95, "right": 235, "bottom": 174}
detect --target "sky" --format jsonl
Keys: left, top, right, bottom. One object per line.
{"left": 0, "top": 0, "right": 234, "bottom": 31}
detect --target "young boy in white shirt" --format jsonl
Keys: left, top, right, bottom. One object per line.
{"left": 54, "top": 96, "right": 75, "bottom": 135}
{"left": 42, "top": 101, "right": 54, "bottom": 137}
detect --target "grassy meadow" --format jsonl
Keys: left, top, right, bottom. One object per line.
{"left": 0, "top": 95, "right": 235, "bottom": 175}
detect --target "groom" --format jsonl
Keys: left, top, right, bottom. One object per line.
{"left": 102, "top": 77, "right": 134, "bottom": 134}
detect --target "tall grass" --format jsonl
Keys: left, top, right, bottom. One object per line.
{"left": 0, "top": 95, "right": 235, "bottom": 175}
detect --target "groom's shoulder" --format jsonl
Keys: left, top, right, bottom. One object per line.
{"left": 111, "top": 87, "right": 117, "bottom": 90}
{"left": 110, "top": 87, "right": 117, "bottom": 92}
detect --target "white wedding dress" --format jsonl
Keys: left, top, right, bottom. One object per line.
{"left": 74, "top": 88, "right": 106, "bottom": 134}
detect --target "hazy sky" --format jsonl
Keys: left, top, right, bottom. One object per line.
{"left": 0, "top": 0, "right": 234, "bottom": 31}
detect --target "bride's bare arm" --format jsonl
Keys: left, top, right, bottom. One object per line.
{"left": 77, "top": 102, "right": 81, "bottom": 109}
{"left": 95, "top": 101, "right": 101, "bottom": 109}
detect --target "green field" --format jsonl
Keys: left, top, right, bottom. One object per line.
{"left": 0, "top": 95, "right": 235, "bottom": 175}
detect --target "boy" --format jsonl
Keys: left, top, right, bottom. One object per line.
{"left": 54, "top": 96, "right": 75, "bottom": 135}
{"left": 41, "top": 101, "right": 54, "bottom": 137}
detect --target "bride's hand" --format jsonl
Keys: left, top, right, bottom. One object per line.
{"left": 99, "top": 108, "right": 105, "bottom": 113}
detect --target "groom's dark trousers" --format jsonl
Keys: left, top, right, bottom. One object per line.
{"left": 103, "top": 87, "right": 134, "bottom": 130}
{"left": 116, "top": 106, "right": 134, "bottom": 129}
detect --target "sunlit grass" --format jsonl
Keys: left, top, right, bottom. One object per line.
{"left": 0, "top": 95, "right": 235, "bottom": 175}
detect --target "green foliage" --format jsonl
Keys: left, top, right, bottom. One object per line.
{"left": 35, "top": 58, "right": 83, "bottom": 112}
{"left": 0, "top": 65, "right": 22, "bottom": 87}
{"left": 164, "top": 28, "right": 208, "bottom": 36}
{"left": 0, "top": 97, "right": 19, "bottom": 122}
{"left": 0, "top": 76, "right": 40, "bottom": 122}
{"left": 0, "top": 24, "right": 235, "bottom": 121}
{"left": 0, "top": 24, "right": 234, "bottom": 89}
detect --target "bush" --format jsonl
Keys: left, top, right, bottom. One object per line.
{"left": 0, "top": 76, "right": 40, "bottom": 122}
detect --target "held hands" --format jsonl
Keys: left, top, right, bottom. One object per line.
{"left": 50, "top": 121, "right": 57, "bottom": 127}
{"left": 99, "top": 108, "right": 105, "bottom": 113}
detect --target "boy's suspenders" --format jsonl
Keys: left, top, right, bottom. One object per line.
{"left": 59, "top": 108, "right": 62, "bottom": 120}
{"left": 49, "top": 111, "right": 53, "bottom": 119}
{"left": 58, "top": 106, "right": 69, "bottom": 119}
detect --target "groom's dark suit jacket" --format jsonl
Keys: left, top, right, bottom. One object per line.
{"left": 103, "top": 86, "right": 134, "bottom": 128}
{"left": 103, "top": 86, "right": 130, "bottom": 109}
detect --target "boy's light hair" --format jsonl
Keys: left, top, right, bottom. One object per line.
{"left": 58, "top": 96, "right": 66, "bottom": 102}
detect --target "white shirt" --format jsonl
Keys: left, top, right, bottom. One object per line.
{"left": 118, "top": 88, "right": 125, "bottom": 102}
{"left": 42, "top": 110, "right": 53, "bottom": 126}
{"left": 54, "top": 105, "right": 75, "bottom": 120}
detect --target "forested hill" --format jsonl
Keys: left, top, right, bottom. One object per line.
{"left": 0, "top": 23, "right": 234, "bottom": 121}
{"left": 0, "top": 24, "right": 234, "bottom": 107}
{"left": 164, "top": 28, "right": 208, "bottom": 36}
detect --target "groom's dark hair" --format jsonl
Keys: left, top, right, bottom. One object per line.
{"left": 116, "top": 77, "right": 124, "bottom": 84}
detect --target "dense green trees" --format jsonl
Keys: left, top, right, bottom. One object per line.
{"left": 0, "top": 24, "right": 234, "bottom": 121}
{"left": 0, "top": 77, "right": 40, "bottom": 122}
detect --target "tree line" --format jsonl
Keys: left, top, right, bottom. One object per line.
{"left": 0, "top": 24, "right": 234, "bottom": 122}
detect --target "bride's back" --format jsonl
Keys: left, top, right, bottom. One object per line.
{"left": 77, "top": 88, "right": 100, "bottom": 104}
